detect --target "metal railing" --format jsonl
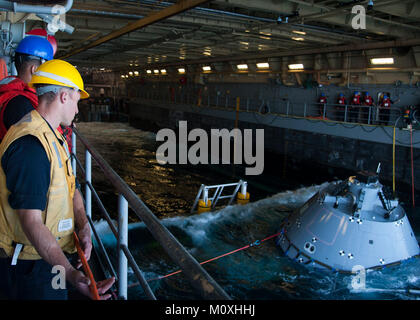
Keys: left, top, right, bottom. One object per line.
{"left": 191, "top": 180, "right": 247, "bottom": 213}
{"left": 71, "top": 128, "right": 231, "bottom": 300}
{"left": 137, "top": 89, "right": 403, "bottom": 127}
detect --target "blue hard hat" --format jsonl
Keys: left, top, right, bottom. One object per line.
{"left": 384, "top": 95, "right": 388, "bottom": 99}
{"left": 355, "top": 91, "right": 360, "bottom": 95}
{"left": 15, "top": 36, "right": 54, "bottom": 61}
{"left": 339, "top": 93, "right": 344, "bottom": 97}
{"left": 365, "top": 92, "right": 369, "bottom": 95}
{"left": 321, "top": 93, "right": 325, "bottom": 96}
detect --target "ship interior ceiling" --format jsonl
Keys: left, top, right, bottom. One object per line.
{"left": 22, "top": 0, "right": 419, "bottom": 188}
{"left": 14, "top": 0, "right": 418, "bottom": 73}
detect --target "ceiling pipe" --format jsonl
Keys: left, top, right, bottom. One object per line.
{"left": 0, "top": 0, "right": 73, "bottom": 14}
{"left": 37, "top": 13, "right": 74, "bottom": 34}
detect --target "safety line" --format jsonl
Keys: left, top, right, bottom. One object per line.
{"left": 410, "top": 127, "right": 415, "bottom": 208}
{"left": 393, "top": 126, "right": 396, "bottom": 195}
{"left": 73, "top": 232, "right": 100, "bottom": 300}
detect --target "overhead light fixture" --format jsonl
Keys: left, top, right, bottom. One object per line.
{"left": 370, "top": 57, "right": 394, "bottom": 65}
{"left": 178, "top": 68, "right": 186, "bottom": 74}
{"left": 292, "top": 30, "right": 306, "bottom": 35}
{"left": 154, "top": 69, "right": 159, "bottom": 74}
{"left": 292, "top": 37, "right": 305, "bottom": 41}
{"left": 134, "top": 71, "right": 139, "bottom": 76}
{"left": 256, "top": 62, "right": 270, "bottom": 69}
{"left": 121, "top": 75, "right": 125, "bottom": 78}
{"left": 129, "top": 71, "right": 133, "bottom": 76}
{"left": 237, "top": 64, "right": 248, "bottom": 70}
{"left": 288, "top": 63, "right": 304, "bottom": 70}
{"left": 202, "top": 66, "right": 211, "bottom": 71}
{"left": 160, "top": 69, "right": 167, "bottom": 74}
{"left": 146, "top": 70, "right": 152, "bottom": 74}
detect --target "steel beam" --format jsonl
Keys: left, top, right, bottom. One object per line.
{"left": 58, "top": 0, "right": 211, "bottom": 59}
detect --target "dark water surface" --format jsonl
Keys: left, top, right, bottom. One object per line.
{"left": 76, "top": 122, "right": 420, "bottom": 300}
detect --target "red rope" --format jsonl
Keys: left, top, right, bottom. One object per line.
{"left": 410, "top": 127, "right": 416, "bottom": 208}
{"left": 73, "top": 232, "right": 101, "bottom": 300}
{"left": 127, "top": 231, "right": 282, "bottom": 288}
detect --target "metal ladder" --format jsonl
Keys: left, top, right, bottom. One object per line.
{"left": 191, "top": 180, "right": 248, "bottom": 213}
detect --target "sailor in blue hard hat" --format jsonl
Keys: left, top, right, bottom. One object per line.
{"left": 0, "top": 36, "right": 54, "bottom": 140}
{"left": 14, "top": 36, "right": 54, "bottom": 82}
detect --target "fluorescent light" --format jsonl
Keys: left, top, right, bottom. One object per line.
{"left": 202, "top": 66, "right": 211, "bottom": 71}
{"left": 237, "top": 64, "right": 248, "bottom": 70}
{"left": 256, "top": 62, "right": 270, "bottom": 69}
{"left": 146, "top": 70, "right": 152, "bottom": 74}
{"left": 292, "top": 37, "right": 305, "bottom": 41}
{"left": 288, "top": 63, "right": 304, "bottom": 70}
{"left": 129, "top": 71, "right": 133, "bottom": 76}
{"left": 121, "top": 75, "right": 125, "bottom": 78}
{"left": 160, "top": 69, "right": 167, "bottom": 74}
{"left": 178, "top": 68, "right": 186, "bottom": 74}
{"left": 154, "top": 69, "right": 159, "bottom": 74}
{"left": 134, "top": 71, "right": 139, "bottom": 76}
{"left": 292, "top": 30, "right": 306, "bottom": 35}
{"left": 370, "top": 57, "right": 394, "bottom": 65}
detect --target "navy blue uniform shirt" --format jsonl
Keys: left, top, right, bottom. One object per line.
{"left": 3, "top": 95, "right": 34, "bottom": 131}
{"left": 2, "top": 135, "right": 50, "bottom": 210}
{"left": 1, "top": 95, "right": 50, "bottom": 210}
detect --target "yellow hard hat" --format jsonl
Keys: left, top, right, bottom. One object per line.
{"left": 29, "top": 59, "right": 89, "bottom": 99}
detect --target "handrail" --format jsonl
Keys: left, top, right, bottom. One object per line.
{"left": 134, "top": 89, "right": 404, "bottom": 127}
{"left": 191, "top": 180, "right": 246, "bottom": 213}
{"left": 72, "top": 127, "right": 231, "bottom": 300}
{"left": 73, "top": 152, "right": 152, "bottom": 299}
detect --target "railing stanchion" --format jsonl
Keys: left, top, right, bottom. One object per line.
{"left": 71, "top": 130, "right": 76, "bottom": 175}
{"left": 118, "top": 194, "right": 128, "bottom": 300}
{"left": 85, "top": 150, "right": 92, "bottom": 219}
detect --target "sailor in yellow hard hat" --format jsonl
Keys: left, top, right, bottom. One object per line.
{"left": 0, "top": 59, "right": 114, "bottom": 300}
